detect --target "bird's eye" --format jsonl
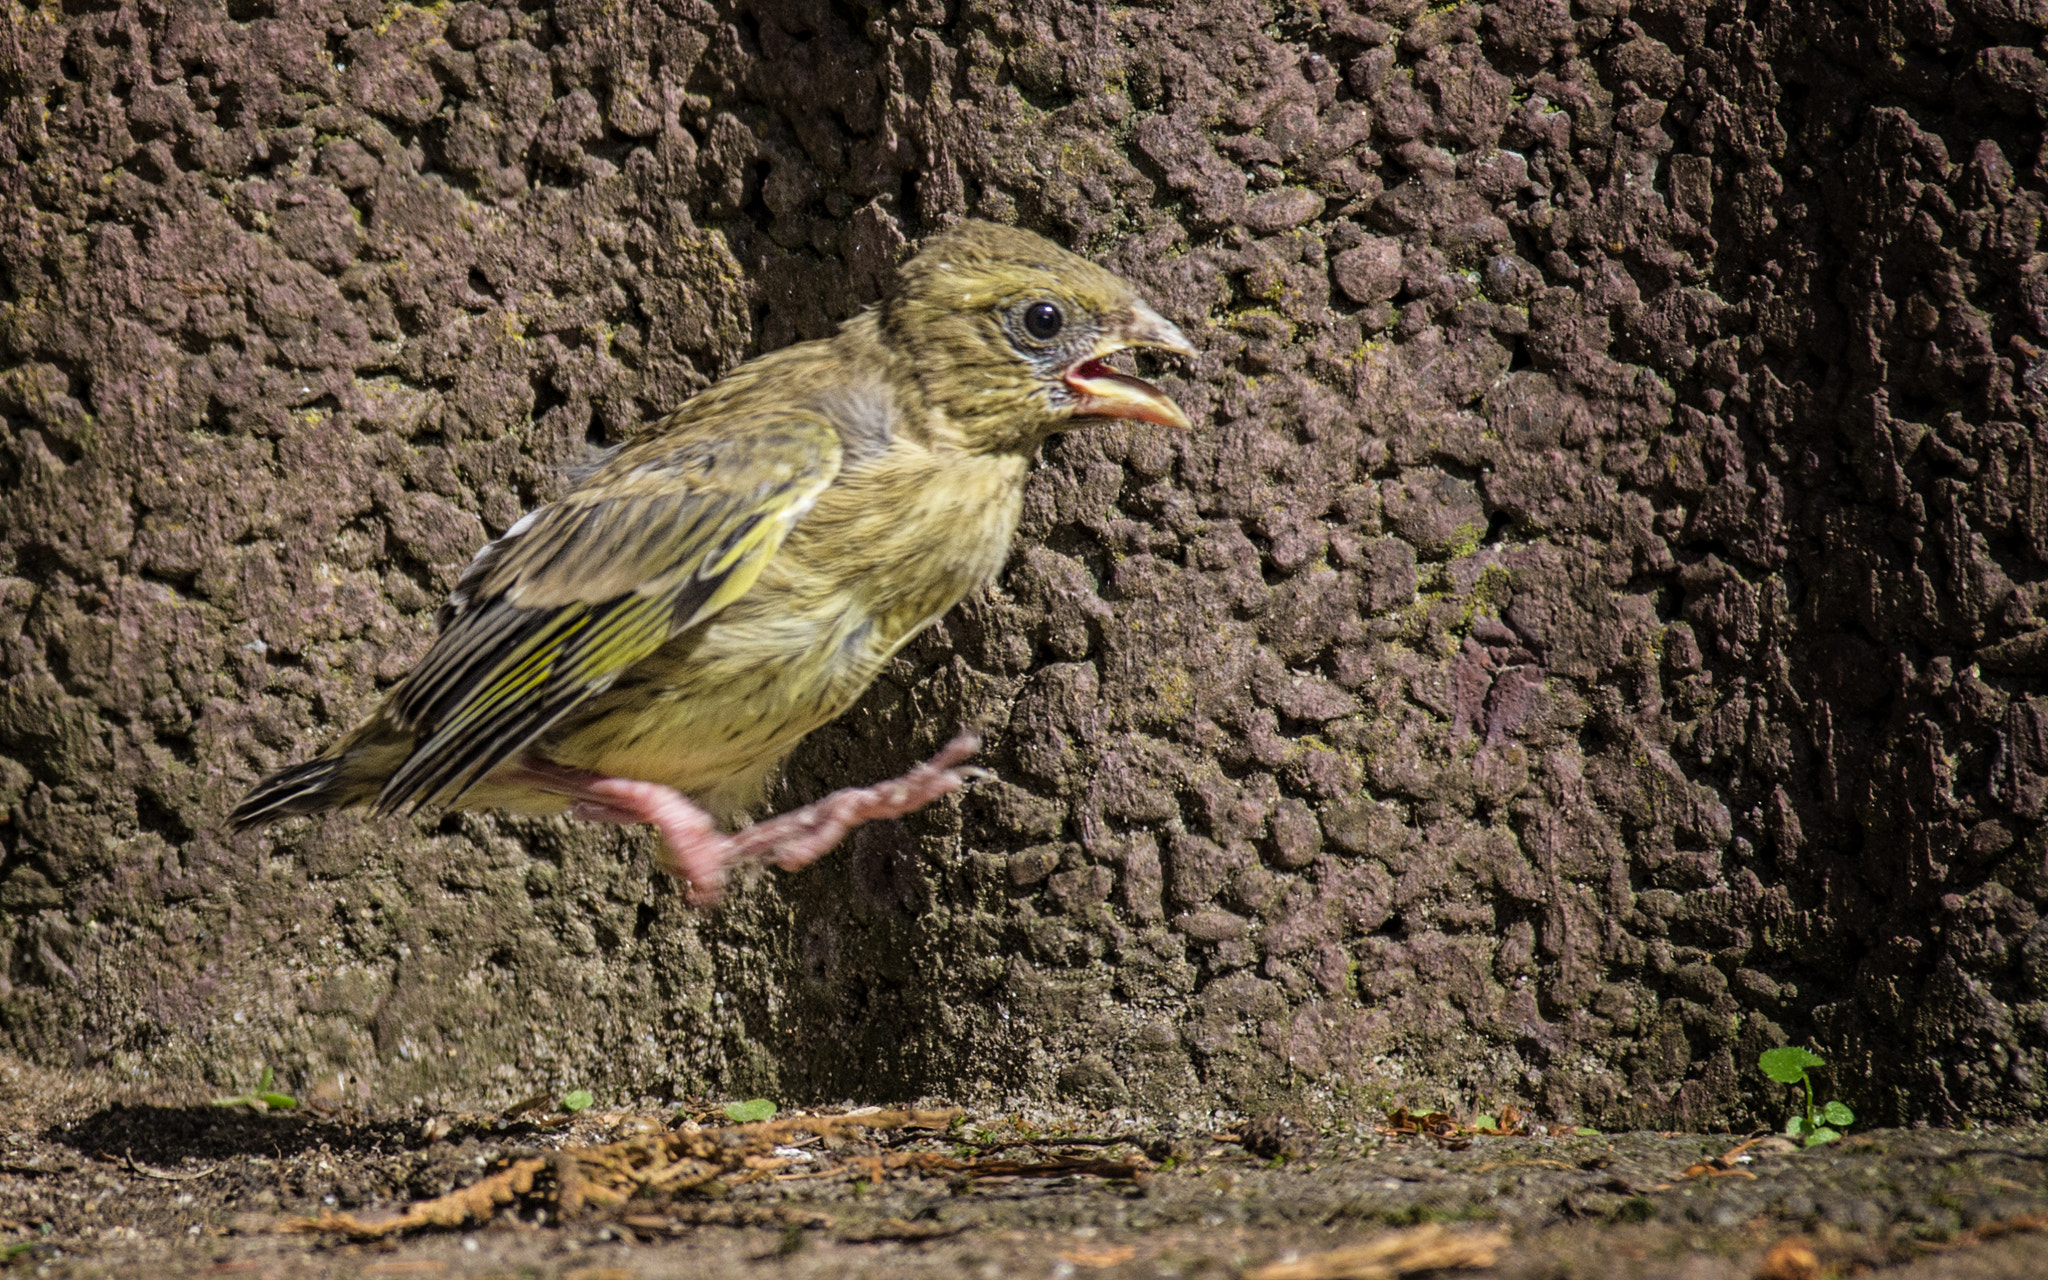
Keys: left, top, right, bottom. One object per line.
{"left": 1022, "top": 301, "right": 1064, "bottom": 341}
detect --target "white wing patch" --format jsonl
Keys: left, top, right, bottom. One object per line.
{"left": 502, "top": 507, "right": 542, "bottom": 539}
{"left": 446, "top": 505, "right": 545, "bottom": 619}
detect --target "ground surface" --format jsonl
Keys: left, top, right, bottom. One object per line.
{"left": 2, "top": 1062, "right": 2048, "bottom": 1280}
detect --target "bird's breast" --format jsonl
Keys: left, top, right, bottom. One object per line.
{"left": 788, "top": 446, "right": 1032, "bottom": 649}
{"left": 686, "top": 445, "right": 1032, "bottom": 726}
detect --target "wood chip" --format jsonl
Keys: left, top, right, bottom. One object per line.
{"left": 1676, "top": 1134, "right": 1798, "bottom": 1183}
{"left": 1755, "top": 1236, "right": 1820, "bottom": 1280}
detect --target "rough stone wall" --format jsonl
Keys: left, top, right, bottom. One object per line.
{"left": 0, "top": 0, "right": 2043, "bottom": 1127}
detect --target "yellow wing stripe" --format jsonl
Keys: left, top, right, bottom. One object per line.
{"left": 436, "top": 613, "right": 594, "bottom": 734}
{"left": 686, "top": 513, "right": 795, "bottom": 625}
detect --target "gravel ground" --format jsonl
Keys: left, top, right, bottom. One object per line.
{"left": 3, "top": 1059, "right": 2047, "bottom": 1279}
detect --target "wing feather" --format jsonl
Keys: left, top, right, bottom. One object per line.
{"left": 372, "top": 413, "right": 840, "bottom": 814}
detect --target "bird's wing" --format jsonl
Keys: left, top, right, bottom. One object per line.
{"left": 373, "top": 412, "right": 843, "bottom": 814}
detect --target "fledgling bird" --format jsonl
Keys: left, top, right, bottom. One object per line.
{"left": 233, "top": 221, "right": 1195, "bottom": 902}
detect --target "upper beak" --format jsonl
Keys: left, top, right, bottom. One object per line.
{"left": 1064, "top": 302, "right": 1197, "bottom": 430}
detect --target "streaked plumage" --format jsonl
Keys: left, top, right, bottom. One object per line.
{"left": 234, "top": 221, "right": 1194, "bottom": 900}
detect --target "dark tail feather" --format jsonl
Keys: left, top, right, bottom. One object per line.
{"left": 232, "top": 758, "right": 350, "bottom": 830}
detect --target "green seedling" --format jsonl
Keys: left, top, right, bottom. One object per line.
{"left": 559, "top": 1089, "right": 594, "bottom": 1113}
{"left": 723, "top": 1098, "right": 776, "bottom": 1123}
{"left": 1759, "top": 1046, "right": 1854, "bottom": 1147}
{"left": 0, "top": 1240, "right": 53, "bottom": 1270}
{"left": 211, "top": 1065, "right": 298, "bottom": 1112}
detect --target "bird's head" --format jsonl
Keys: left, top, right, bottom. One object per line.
{"left": 882, "top": 221, "right": 1196, "bottom": 452}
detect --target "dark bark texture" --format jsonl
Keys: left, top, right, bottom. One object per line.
{"left": 0, "top": 0, "right": 2044, "bottom": 1126}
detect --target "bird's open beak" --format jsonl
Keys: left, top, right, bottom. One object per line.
{"left": 1064, "top": 302, "right": 1197, "bottom": 429}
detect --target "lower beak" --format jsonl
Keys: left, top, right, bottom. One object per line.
{"left": 1064, "top": 302, "right": 1196, "bottom": 429}
{"left": 1065, "top": 361, "right": 1192, "bottom": 429}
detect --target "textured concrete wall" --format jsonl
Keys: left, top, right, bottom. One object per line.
{"left": 0, "top": 0, "right": 2044, "bottom": 1127}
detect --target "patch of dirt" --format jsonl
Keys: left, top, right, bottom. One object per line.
{"left": 2, "top": 1062, "right": 2048, "bottom": 1278}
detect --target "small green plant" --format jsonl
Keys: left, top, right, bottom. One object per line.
{"left": 723, "top": 1097, "right": 776, "bottom": 1123}
{"left": 0, "top": 1240, "right": 53, "bottom": 1271}
{"left": 559, "top": 1089, "right": 594, "bottom": 1114}
{"left": 211, "top": 1065, "right": 298, "bottom": 1112}
{"left": 1760, "top": 1046, "right": 1854, "bottom": 1146}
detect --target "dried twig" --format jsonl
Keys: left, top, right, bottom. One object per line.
{"left": 1243, "top": 1223, "right": 1509, "bottom": 1280}
{"left": 122, "top": 1150, "right": 221, "bottom": 1182}
{"left": 288, "top": 1108, "right": 971, "bottom": 1239}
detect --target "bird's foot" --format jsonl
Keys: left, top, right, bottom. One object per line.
{"left": 508, "top": 733, "right": 984, "bottom": 905}
{"left": 725, "top": 732, "right": 985, "bottom": 872}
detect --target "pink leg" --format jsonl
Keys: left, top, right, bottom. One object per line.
{"left": 499, "top": 734, "right": 983, "bottom": 905}
{"left": 576, "top": 778, "right": 734, "bottom": 904}
{"left": 724, "top": 733, "right": 984, "bottom": 871}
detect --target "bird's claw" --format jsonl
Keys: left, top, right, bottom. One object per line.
{"left": 732, "top": 734, "right": 988, "bottom": 874}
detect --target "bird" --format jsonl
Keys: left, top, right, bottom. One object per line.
{"left": 232, "top": 220, "right": 1195, "bottom": 903}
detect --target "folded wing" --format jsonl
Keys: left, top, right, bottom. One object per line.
{"left": 374, "top": 412, "right": 841, "bottom": 814}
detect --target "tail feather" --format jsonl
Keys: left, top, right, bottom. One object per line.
{"left": 232, "top": 732, "right": 409, "bottom": 829}
{"left": 237, "top": 749, "right": 385, "bottom": 827}
{"left": 231, "top": 758, "right": 354, "bottom": 829}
